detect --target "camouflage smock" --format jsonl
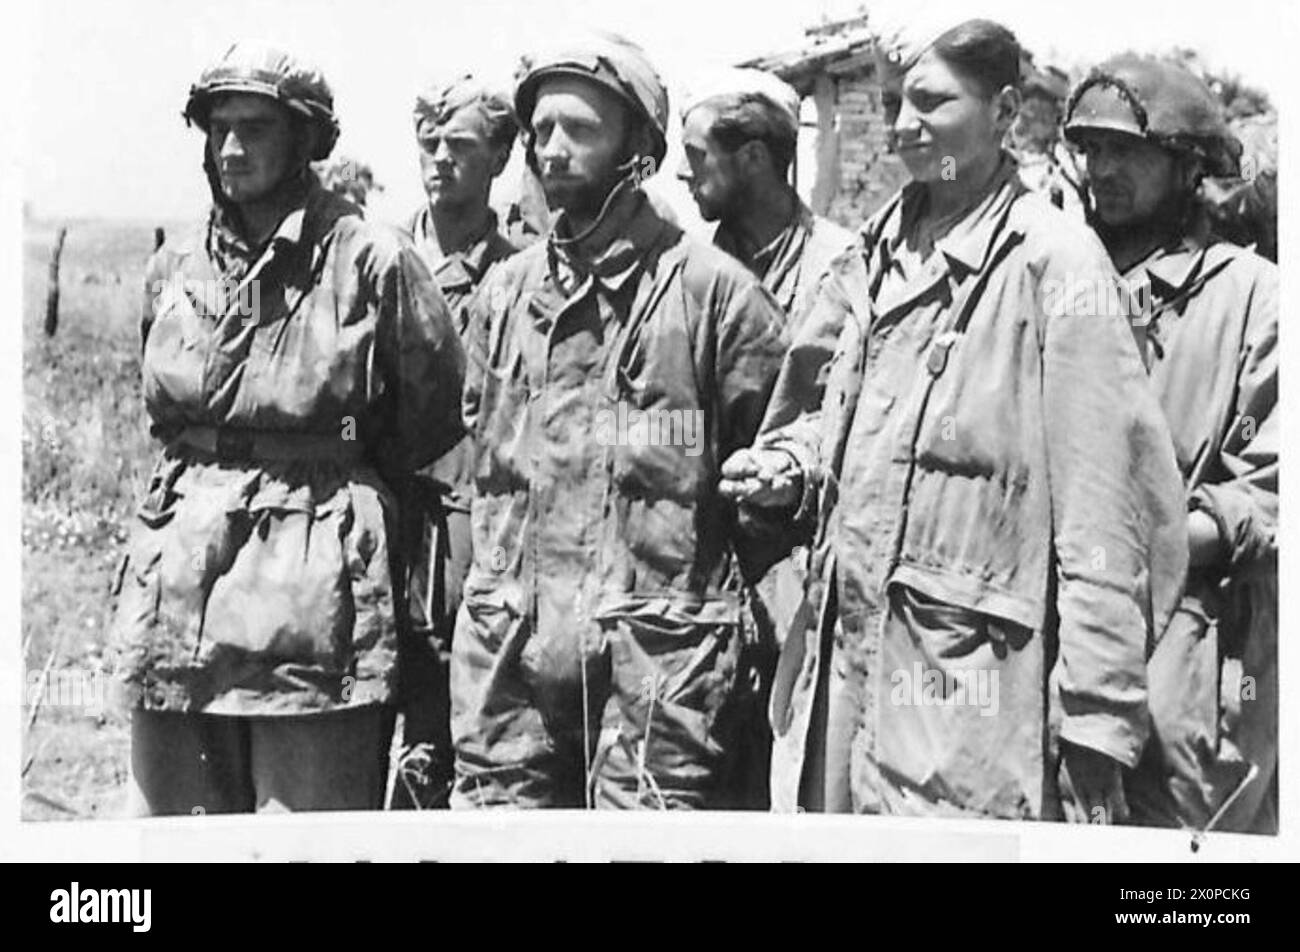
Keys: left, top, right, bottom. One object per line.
{"left": 450, "top": 182, "right": 790, "bottom": 807}
{"left": 110, "top": 181, "right": 465, "bottom": 715}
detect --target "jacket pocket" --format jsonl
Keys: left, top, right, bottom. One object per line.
{"left": 460, "top": 580, "right": 524, "bottom": 655}
{"left": 874, "top": 584, "right": 1043, "bottom": 818}
{"left": 599, "top": 598, "right": 742, "bottom": 767}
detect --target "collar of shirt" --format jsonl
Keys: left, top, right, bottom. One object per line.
{"left": 899, "top": 155, "right": 1019, "bottom": 274}
{"left": 548, "top": 179, "right": 662, "bottom": 296}
{"left": 713, "top": 188, "right": 809, "bottom": 280}
{"left": 870, "top": 154, "right": 1021, "bottom": 312}
{"left": 206, "top": 177, "right": 315, "bottom": 284}
{"left": 412, "top": 205, "right": 504, "bottom": 293}
{"left": 1124, "top": 213, "right": 1215, "bottom": 303}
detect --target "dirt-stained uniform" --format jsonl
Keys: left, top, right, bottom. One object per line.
{"left": 714, "top": 196, "right": 856, "bottom": 336}
{"left": 111, "top": 43, "right": 464, "bottom": 814}
{"left": 450, "top": 178, "right": 789, "bottom": 809}
{"left": 1063, "top": 55, "right": 1279, "bottom": 833}
{"left": 756, "top": 158, "right": 1188, "bottom": 817}
{"left": 390, "top": 76, "right": 522, "bottom": 808}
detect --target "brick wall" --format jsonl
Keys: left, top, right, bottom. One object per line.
{"left": 825, "top": 74, "right": 910, "bottom": 228}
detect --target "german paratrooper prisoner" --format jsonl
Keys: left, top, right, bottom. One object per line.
{"left": 678, "top": 68, "right": 857, "bottom": 807}
{"left": 111, "top": 42, "right": 465, "bottom": 814}
{"left": 394, "top": 75, "right": 520, "bottom": 807}
{"left": 1064, "top": 54, "right": 1278, "bottom": 834}
{"left": 97, "top": 19, "right": 1280, "bottom": 833}
{"left": 721, "top": 19, "right": 1188, "bottom": 820}
{"left": 449, "top": 32, "right": 790, "bottom": 809}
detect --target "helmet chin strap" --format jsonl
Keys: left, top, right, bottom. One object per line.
{"left": 552, "top": 156, "right": 644, "bottom": 247}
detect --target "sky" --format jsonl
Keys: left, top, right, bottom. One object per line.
{"left": 12, "top": 0, "right": 1295, "bottom": 227}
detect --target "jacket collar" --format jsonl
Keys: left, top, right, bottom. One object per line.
{"left": 867, "top": 154, "right": 1022, "bottom": 316}
{"left": 891, "top": 153, "right": 1022, "bottom": 278}
{"left": 198, "top": 179, "right": 357, "bottom": 301}
{"left": 548, "top": 178, "right": 663, "bottom": 296}
{"left": 1124, "top": 212, "right": 1217, "bottom": 303}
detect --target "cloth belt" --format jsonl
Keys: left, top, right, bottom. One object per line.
{"left": 171, "top": 425, "right": 366, "bottom": 464}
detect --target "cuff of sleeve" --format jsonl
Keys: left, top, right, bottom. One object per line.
{"left": 1190, "top": 484, "right": 1273, "bottom": 568}
{"left": 1058, "top": 712, "right": 1147, "bottom": 770}
{"left": 760, "top": 437, "right": 819, "bottom": 524}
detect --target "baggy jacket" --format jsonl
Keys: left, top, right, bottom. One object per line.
{"left": 451, "top": 183, "right": 789, "bottom": 797}
{"left": 759, "top": 164, "right": 1188, "bottom": 813}
{"left": 110, "top": 180, "right": 465, "bottom": 715}
{"left": 1123, "top": 229, "right": 1278, "bottom": 831}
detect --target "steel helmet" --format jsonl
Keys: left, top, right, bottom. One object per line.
{"left": 515, "top": 32, "right": 669, "bottom": 167}
{"left": 1064, "top": 54, "right": 1240, "bottom": 177}
{"left": 184, "top": 41, "right": 340, "bottom": 162}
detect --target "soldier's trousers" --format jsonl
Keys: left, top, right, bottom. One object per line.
{"left": 126, "top": 706, "right": 393, "bottom": 815}
{"left": 392, "top": 490, "right": 471, "bottom": 810}
{"left": 450, "top": 604, "right": 745, "bottom": 810}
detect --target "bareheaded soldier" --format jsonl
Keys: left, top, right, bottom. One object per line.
{"left": 677, "top": 67, "right": 856, "bottom": 808}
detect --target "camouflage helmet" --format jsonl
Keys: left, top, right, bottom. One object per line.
{"left": 514, "top": 32, "right": 669, "bottom": 166}
{"left": 1064, "top": 54, "right": 1240, "bottom": 177}
{"left": 184, "top": 41, "right": 340, "bottom": 162}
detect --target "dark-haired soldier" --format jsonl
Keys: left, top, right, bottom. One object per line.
{"left": 678, "top": 68, "right": 856, "bottom": 808}
{"left": 1065, "top": 55, "right": 1278, "bottom": 834}
{"left": 722, "top": 19, "right": 1186, "bottom": 820}
{"left": 680, "top": 69, "right": 855, "bottom": 332}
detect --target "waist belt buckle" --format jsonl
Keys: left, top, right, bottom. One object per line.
{"left": 214, "top": 428, "right": 255, "bottom": 461}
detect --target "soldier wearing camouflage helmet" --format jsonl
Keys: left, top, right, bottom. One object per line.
{"left": 111, "top": 41, "right": 465, "bottom": 815}
{"left": 449, "top": 32, "right": 790, "bottom": 809}
{"left": 393, "top": 74, "right": 521, "bottom": 809}
{"left": 1066, "top": 54, "right": 1278, "bottom": 834}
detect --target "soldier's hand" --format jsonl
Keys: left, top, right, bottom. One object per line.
{"left": 719, "top": 448, "right": 800, "bottom": 508}
{"left": 1058, "top": 740, "right": 1130, "bottom": 824}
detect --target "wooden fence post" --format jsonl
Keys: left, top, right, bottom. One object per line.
{"left": 43, "top": 226, "right": 68, "bottom": 338}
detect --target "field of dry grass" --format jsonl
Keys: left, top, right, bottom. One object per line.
{"left": 21, "top": 217, "right": 182, "bottom": 820}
